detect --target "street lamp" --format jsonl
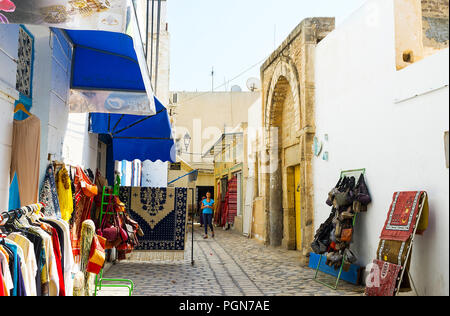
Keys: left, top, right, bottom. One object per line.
{"left": 184, "top": 132, "right": 191, "bottom": 152}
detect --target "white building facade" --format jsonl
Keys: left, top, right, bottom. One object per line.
{"left": 313, "top": 0, "right": 449, "bottom": 296}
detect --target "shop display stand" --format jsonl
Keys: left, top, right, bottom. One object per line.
{"left": 94, "top": 176, "right": 134, "bottom": 296}
{"left": 392, "top": 192, "right": 426, "bottom": 296}
{"left": 313, "top": 168, "right": 366, "bottom": 290}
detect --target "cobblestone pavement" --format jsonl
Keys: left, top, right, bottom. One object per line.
{"left": 98, "top": 225, "right": 364, "bottom": 296}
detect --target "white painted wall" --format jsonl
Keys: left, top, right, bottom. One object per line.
{"left": 0, "top": 24, "right": 19, "bottom": 210}
{"left": 62, "top": 113, "right": 98, "bottom": 171}
{"left": 314, "top": 0, "right": 449, "bottom": 295}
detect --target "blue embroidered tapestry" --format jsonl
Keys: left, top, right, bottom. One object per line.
{"left": 119, "top": 187, "right": 187, "bottom": 252}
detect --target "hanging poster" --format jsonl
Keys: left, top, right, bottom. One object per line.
{"left": 0, "top": 0, "right": 128, "bottom": 33}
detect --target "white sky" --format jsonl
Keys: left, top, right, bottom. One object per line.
{"left": 168, "top": 0, "right": 368, "bottom": 92}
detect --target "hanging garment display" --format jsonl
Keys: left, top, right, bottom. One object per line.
{"left": 118, "top": 187, "right": 187, "bottom": 260}
{"left": 70, "top": 167, "right": 98, "bottom": 264}
{"left": 0, "top": 203, "right": 75, "bottom": 296}
{"left": 56, "top": 166, "right": 74, "bottom": 222}
{"left": 79, "top": 219, "right": 96, "bottom": 296}
{"left": 8, "top": 172, "right": 21, "bottom": 210}
{"left": 39, "top": 164, "right": 62, "bottom": 219}
{"left": 311, "top": 173, "right": 371, "bottom": 269}
{"left": 10, "top": 115, "right": 41, "bottom": 206}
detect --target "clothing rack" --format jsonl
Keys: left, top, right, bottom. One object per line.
{"left": 313, "top": 168, "right": 366, "bottom": 290}
{"left": 0, "top": 203, "right": 46, "bottom": 226}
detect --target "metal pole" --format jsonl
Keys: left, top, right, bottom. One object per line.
{"left": 154, "top": 0, "right": 162, "bottom": 95}
{"left": 191, "top": 188, "right": 195, "bottom": 266}
{"left": 149, "top": 0, "right": 155, "bottom": 85}
{"left": 145, "top": 0, "right": 150, "bottom": 58}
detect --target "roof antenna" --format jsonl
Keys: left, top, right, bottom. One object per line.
{"left": 211, "top": 67, "right": 214, "bottom": 92}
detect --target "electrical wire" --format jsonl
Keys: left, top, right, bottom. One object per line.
{"left": 172, "top": 55, "right": 268, "bottom": 107}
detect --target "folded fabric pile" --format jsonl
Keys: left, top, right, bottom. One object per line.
{"left": 311, "top": 174, "right": 371, "bottom": 269}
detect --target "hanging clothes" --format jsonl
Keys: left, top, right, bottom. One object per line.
{"left": 39, "top": 164, "right": 62, "bottom": 219}
{"left": 56, "top": 166, "right": 74, "bottom": 222}
{"left": 6, "top": 233, "right": 37, "bottom": 296}
{"left": 10, "top": 115, "right": 41, "bottom": 206}
{"left": 1, "top": 203, "right": 75, "bottom": 296}
{"left": 8, "top": 172, "right": 21, "bottom": 211}
{"left": 80, "top": 219, "right": 96, "bottom": 296}
{"left": 70, "top": 167, "right": 98, "bottom": 264}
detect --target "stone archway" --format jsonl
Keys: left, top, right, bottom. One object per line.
{"left": 265, "top": 57, "right": 302, "bottom": 248}
{"left": 263, "top": 55, "right": 315, "bottom": 255}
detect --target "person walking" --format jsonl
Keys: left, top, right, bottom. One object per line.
{"left": 201, "top": 192, "right": 215, "bottom": 239}
{"left": 199, "top": 195, "right": 206, "bottom": 227}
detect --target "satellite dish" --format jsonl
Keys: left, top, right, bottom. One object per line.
{"left": 246, "top": 77, "right": 261, "bottom": 91}
{"left": 231, "top": 85, "right": 242, "bottom": 92}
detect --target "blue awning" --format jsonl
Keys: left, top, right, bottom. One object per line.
{"left": 62, "top": 4, "right": 156, "bottom": 115}
{"left": 65, "top": 29, "right": 145, "bottom": 92}
{"left": 89, "top": 97, "right": 175, "bottom": 163}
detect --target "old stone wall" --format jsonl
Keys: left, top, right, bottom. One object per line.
{"left": 258, "top": 17, "right": 335, "bottom": 256}
{"left": 422, "top": 0, "right": 449, "bottom": 50}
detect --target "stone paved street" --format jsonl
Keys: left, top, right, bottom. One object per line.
{"left": 98, "top": 225, "right": 364, "bottom": 296}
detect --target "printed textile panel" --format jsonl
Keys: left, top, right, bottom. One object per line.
{"left": 16, "top": 27, "right": 33, "bottom": 97}
{"left": 39, "top": 164, "right": 62, "bottom": 218}
{"left": 380, "top": 191, "right": 424, "bottom": 242}
{"left": 365, "top": 259, "right": 401, "bottom": 296}
{"left": 119, "top": 187, "right": 187, "bottom": 251}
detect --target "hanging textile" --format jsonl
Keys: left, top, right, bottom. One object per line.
{"left": 80, "top": 219, "right": 96, "bottom": 296}
{"left": 118, "top": 187, "right": 187, "bottom": 260}
{"left": 70, "top": 167, "right": 98, "bottom": 264}
{"left": 8, "top": 172, "right": 21, "bottom": 210}
{"left": 365, "top": 259, "right": 402, "bottom": 296}
{"left": 56, "top": 166, "right": 74, "bottom": 222}
{"left": 380, "top": 191, "right": 428, "bottom": 242}
{"left": 10, "top": 115, "right": 41, "bottom": 206}
{"left": 1, "top": 203, "right": 75, "bottom": 296}
{"left": 39, "top": 164, "right": 62, "bottom": 218}
{"left": 226, "top": 177, "right": 238, "bottom": 224}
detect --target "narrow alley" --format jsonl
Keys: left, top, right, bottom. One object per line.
{"left": 98, "top": 226, "right": 363, "bottom": 296}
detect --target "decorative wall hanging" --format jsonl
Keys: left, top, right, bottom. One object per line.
{"left": 119, "top": 187, "right": 188, "bottom": 260}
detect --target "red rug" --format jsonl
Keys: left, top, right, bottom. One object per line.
{"left": 380, "top": 191, "right": 425, "bottom": 242}
{"left": 365, "top": 259, "right": 401, "bottom": 296}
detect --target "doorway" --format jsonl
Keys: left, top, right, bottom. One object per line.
{"left": 294, "top": 165, "right": 301, "bottom": 250}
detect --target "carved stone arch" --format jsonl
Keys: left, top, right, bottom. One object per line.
{"left": 265, "top": 56, "right": 301, "bottom": 133}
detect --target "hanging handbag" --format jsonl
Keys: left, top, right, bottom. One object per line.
{"left": 96, "top": 195, "right": 120, "bottom": 242}
{"left": 340, "top": 227, "right": 353, "bottom": 242}
{"left": 97, "top": 213, "right": 119, "bottom": 242}
{"left": 86, "top": 235, "right": 106, "bottom": 275}
{"left": 115, "top": 211, "right": 129, "bottom": 242}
